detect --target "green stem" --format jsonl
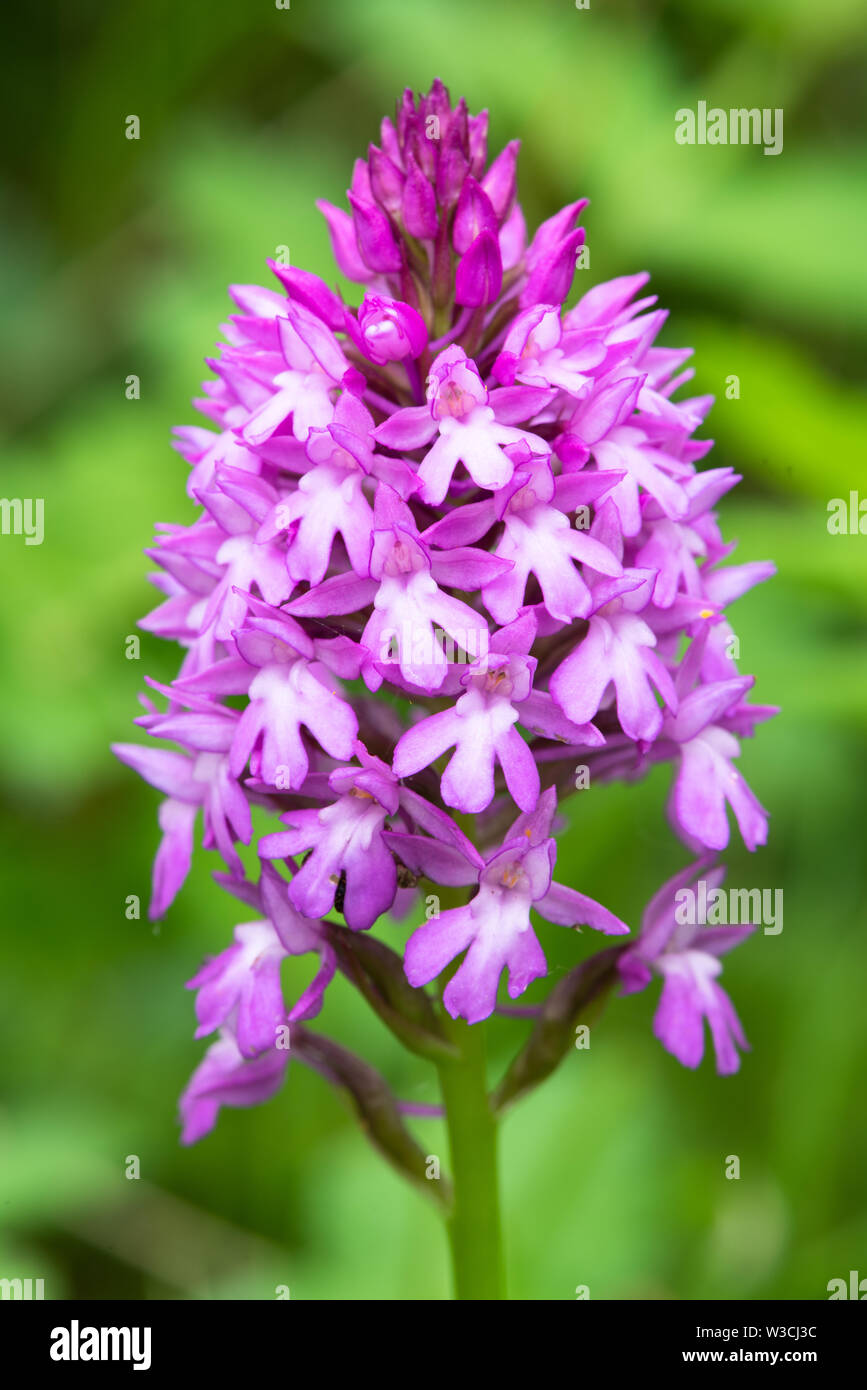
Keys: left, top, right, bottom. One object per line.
{"left": 436, "top": 1015, "right": 505, "bottom": 1300}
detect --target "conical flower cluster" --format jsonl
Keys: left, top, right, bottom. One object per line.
{"left": 115, "top": 81, "right": 774, "bottom": 1142}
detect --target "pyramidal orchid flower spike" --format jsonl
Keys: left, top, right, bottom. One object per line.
{"left": 114, "top": 80, "right": 776, "bottom": 1301}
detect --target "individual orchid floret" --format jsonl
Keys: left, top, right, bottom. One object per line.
{"left": 400, "top": 153, "right": 439, "bottom": 238}
{"left": 394, "top": 651, "right": 540, "bottom": 813}
{"left": 455, "top": 229, "right": 503, "bottom": 307}
{"left": 178, "top": 606, "right": 357, "bottom": 789}
{"left": 262, "top": 392, "right": 377, "bottom": 584}
{"left": 315, "top": 198, "right": 376, "bottom": 282}
{"left": 359, "top": 486, "right": 501, "bottom": 691}
{"left": 632, "top": 468, "right": 741, "bottom": 608}
{"left": 492, "top": 304, "right": 609, "bottom": 396}
{"left": 259, "top": 743, "right": 401, "bottom": 930}
{"left": 479, "top": 138, "right": 519, "bottom": 219}
{"left": 473, "top": 446, "right": 624, "bottom": 625}
{"left": 554, "top": 374, "right": 643, "bottom": 469}
{"left": 663, "top": 674, "right": 769, "bottom": 853}
{"left": 347, "top": 190, "right": 404, "bottom": 273}
{"left": 367, "top": 143, "right": 405, "bottom": 216}
{"left": 179, "top": 1030, "right": 289, "bottom": 1145}
{"left": 187, "top": 920, "right": 288, "bottom": 1059}
{"left": 111, "top": 738, "right": 251, "bottom": 918}
{"left": 452, "top": 176, "right": 499, "bottom": 254}
{"left": 187, "top": 856, "right": 337, "bottom": 1050}
{"left": 549, "top": 501, "right": 678, "bottom": 741}
{"left": 348, "top": 293, "right": 428, "bottom": 366}
{"left": 232, "top": 638, "right": 357, "bottom": 788}
{"left": 373, "top": 345, "right": 547, "bottom": 504}
{"left": 590, "top": 420, "right": 692, "bottom": 537}
{"left": 520, "top": 202, "right": 587, "bottom": 308}
{"left": 217, "top": 861, "right": 338, "bottom": 1023}
{"left": 399, "top": 792, "right": 629, "bottom": 1022}
{"left": 619, "top": 858, "right": 753, "bottom": 1074}
{"left": 243, "top": 304, "right": 363, "bottom": 447}
{"left": 393, "top": 617, "right": 602, "bottom": 813}
{"left": 191, "top": 467, "right": 293, "bottom": 640}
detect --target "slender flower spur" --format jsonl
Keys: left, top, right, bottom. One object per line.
{"left": 115, "top": 80, "right": 776, "bottom": 1300}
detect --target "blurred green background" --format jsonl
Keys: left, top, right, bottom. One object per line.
{"left": 1, "top": 0, "right": 866, "bottom": 1300}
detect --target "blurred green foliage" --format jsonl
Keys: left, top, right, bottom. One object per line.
{"left": 1, "top": 0, "right": 865, "bottom": 1300}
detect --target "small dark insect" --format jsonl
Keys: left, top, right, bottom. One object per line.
{"left": 333, "top": 869, "right": 347, "bottom": 915}
{"left": 396, "top": 862, "right": 418, "bottom": 890}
